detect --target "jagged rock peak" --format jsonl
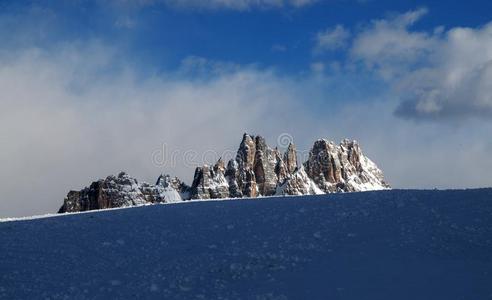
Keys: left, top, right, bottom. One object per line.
{"left": 59, "top": 133, "right": 390, "bottom": 213}
{"left": 190, "top": 159, "right": 229, "bottom": 200}
{"left": 214, "top": 158, "right": 225, "bottom": 173}
{"left": 157, "top": 174, "right": 180, "bottom": 189}
{"left": 283, "top": 143, "right": 298, "bottom": 174}
{"left": 253, "top": 135, "right": 278, "bottom": 196}
{"left": 236, "top": 133, "right": 256, "bottom": 170}
{"left": 304, "top": 138, "right": 390, "bottom": 193}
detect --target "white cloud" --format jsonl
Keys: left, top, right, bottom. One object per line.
{"left": 350, "top": 8, "right": 492, "bottom": 120}
{"left": 350, "top": 8, "right": 433, "bottom": 78}
{"left": 171, "top": 0, "right": 317, "bottom": 10}
{"left": 179, "top": 55, "right": 243, "bottom": 75}
{"left": 314, "top": 25, "right": 350, "bottom": 53}
{"left": 290, "top": 0, "right": 315, "bottom": 6}
{"left": 114, "top": 0, "right": 318, "bottom": 10}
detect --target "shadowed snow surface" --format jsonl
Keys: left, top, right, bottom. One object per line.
{"left": 1, "top": 189, "right": 492, "bottom": 299}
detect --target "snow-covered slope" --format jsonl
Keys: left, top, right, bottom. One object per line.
{"left": 2, "top": 189, "right": 492, "bottom": 299}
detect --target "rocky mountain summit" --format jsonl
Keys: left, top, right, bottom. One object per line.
{"left": 58, "top": 134, "right": 390, "bottom": 213}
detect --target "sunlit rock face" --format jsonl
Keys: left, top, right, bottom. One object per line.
{"left": 59, "top": 134, "right": 390, "bottom": 213}
{"left": 304, "top": 139, "right": 390, "bottom": 193}
{"left": 283, "top": 143, "right": 298, "bottom": 175}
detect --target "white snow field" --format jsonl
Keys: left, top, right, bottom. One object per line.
{"left": 1, "top": 189, "right": 492, "bottom": 299}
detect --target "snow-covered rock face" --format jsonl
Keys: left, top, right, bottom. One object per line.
{"left": 304, "top": 139, "right": 390, "bottom": 193}
{"left": 155, "top": 174, "right": 187, "bottom": 203}
{"left": 190, "top": 159, "right": 229, "bottom": 199}
{"left": 58, "top": 172, "right": 183, "bottom": 213}
{"left": 59, "top": 134, "right": 390, "bottom": 213}
{"left": 275, "top": 166, "right": 324, "bottom": 196}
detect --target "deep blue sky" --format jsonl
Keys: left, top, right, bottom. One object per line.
{"left": 2, "top": 0, "right": 492, "bottom": 75}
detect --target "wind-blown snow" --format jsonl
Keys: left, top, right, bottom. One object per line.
{"left": 1, "top": 189, "right": 491, "bottom": 299}
{"left": 158, "top": 187, "right": 183, "bottom": 203}
{"left": 275, "top": 166, "right": 324, "bottom": 195}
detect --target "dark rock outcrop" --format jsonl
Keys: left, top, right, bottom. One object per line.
{"left": 59, "top": 172, "right": 154, "bottom": 213}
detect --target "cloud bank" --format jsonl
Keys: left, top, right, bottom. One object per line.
{"left": 350, "top": 8, "right": 492, "bottom": 120}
